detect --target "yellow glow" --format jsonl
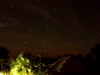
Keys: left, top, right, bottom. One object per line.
{"left": 0, "top": 53, "right": 48, "bottom": 75}
{"left": 0, "top": 73, "right": 3, "bottom": 75}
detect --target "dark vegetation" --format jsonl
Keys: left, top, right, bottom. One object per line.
{"left": 0, "top": 43, "right": 100, "bottom": 74}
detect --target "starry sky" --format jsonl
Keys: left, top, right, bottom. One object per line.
{"left": 0, "top": 0, "right": 100, "bottom": 57}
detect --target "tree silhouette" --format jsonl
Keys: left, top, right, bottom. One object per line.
{"left": 32, "top": 54, "right": 47, "bottom": 75}
{"left": 0, "top": 46, "right": 11, "bottom": 73}
{"left": 85, "top": 43, "right": 100, "bottom": 72}
{"left": 90, "top": 43, "right": 100, "bottom": 61}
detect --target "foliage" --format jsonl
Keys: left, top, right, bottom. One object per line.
{"left": 0, "top": 46, "right": 50, "bottom": 75}
{"left": 32, "top": 54, "right": 47, "bottom": 75}
{"left": 0, "top": 46, "right": 11, "bottom": 73}
{"left": 90, "top": 43, "right": 100, "bottom": 61}
{"left": 10, "top": 52, "right": 33, "bottom": 75}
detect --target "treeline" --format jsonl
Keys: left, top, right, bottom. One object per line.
{"left": 0, "top": 46, "right": 56, "bottom": 75}
{"left": 55, "top": 43, "right": 100, "bottom": 72}
{"left": 0, "top": 43, "right": 100, "bottom": 74}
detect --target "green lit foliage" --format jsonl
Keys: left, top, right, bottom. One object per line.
{"left": 10, "top": 52, "right": 33, "bottom": 75}
{"left": 0, "top": 48, "right": 49, "bottom": 75}
{"left": 10, "top": 53, "right": 48, "bottom": 75}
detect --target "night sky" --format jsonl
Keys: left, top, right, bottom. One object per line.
{"left": 0, "top": 0, "right": 100, "bottom": 57}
